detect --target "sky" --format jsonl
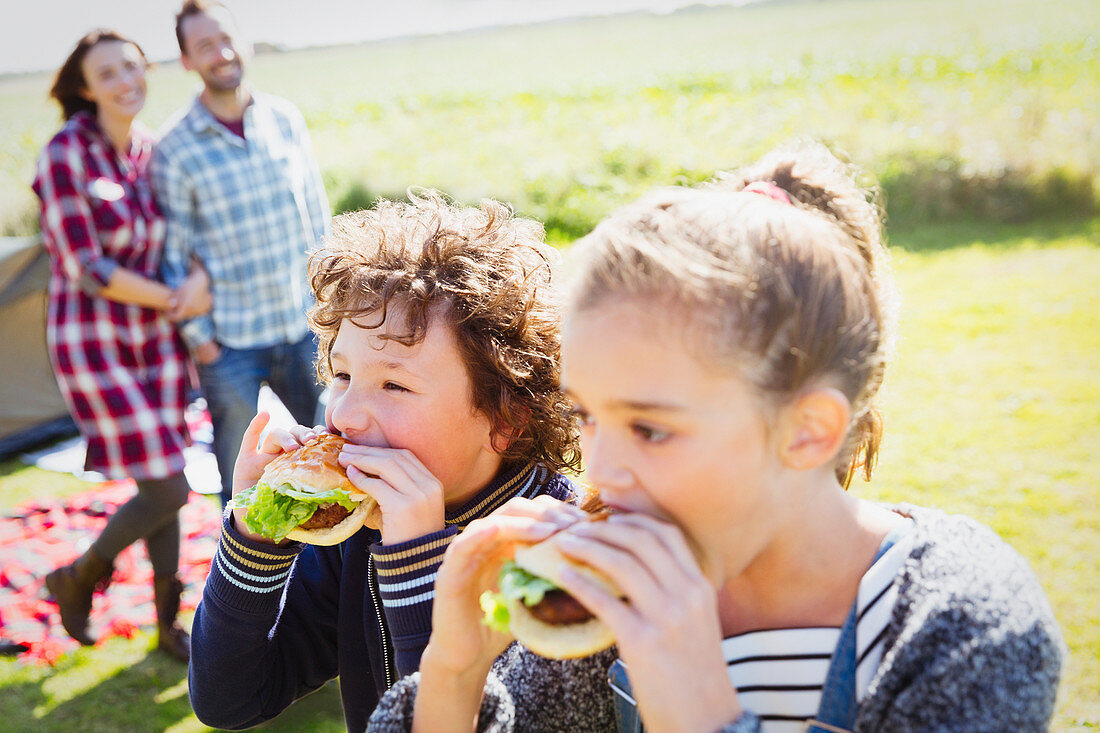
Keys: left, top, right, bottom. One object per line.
{"left": 1, "top": 0, "right": 751, "bottom": 75}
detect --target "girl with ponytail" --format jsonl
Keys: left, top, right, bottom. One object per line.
{"left": 368, "top": 143, "right": 1063, "bottom": 733}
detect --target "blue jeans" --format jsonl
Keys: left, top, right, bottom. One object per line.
{"left": 196, "top": 333, "right": 323, "bottom": 505}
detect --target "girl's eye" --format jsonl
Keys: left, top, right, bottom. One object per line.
{"left": 631, "top": 422, "right": 670, "bottom": 443}
{"left": 332, "top": 371, "right": 350, "bottom": 382}
{"left": 383, "top": 382, "right": 409, "bottom": 393}
{"left": 569, "top": 406, "right": 592, "bottom": 426}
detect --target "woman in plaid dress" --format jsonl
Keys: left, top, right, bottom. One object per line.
{"left": 32, "top": 30, "right": 211, "bottom": 661}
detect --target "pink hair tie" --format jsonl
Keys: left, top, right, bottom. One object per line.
{"left": 743, "top": 181, "right": 792, "bottom": 205}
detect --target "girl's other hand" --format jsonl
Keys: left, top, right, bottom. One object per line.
{"left": 411, "top": 497, "right": 592, "bottom": 733}
{"left": 423, "top": 496, "right": 580, "bottom": 676}
{"left": 553, "top": 513, "right": 742, "bottom": 733}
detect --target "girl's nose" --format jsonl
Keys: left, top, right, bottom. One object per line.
{"left": 583, "top": 432, "right": 633, "bottom": 496}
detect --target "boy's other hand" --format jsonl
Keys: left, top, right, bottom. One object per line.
{"left": 230, "top": 412, "right": 321, "bottom": 544}
{"left": 337, "top": 445, "right": 446, "bottom": 545}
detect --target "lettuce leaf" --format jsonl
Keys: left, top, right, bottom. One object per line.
{"left": 480, "top": 590, "right": 512, "bottom": 633}
{"left": 497, "top": 560, "right": 559, "bottom": 606}
{"left": 479, "top": 560, "right": 562, "bottom": 631}
{"left": 228, "top": 482, "right": 359, "bottom": 542}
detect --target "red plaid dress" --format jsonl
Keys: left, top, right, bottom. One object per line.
{"left": 32, "top": 112, "right": 190, "bottom": 480}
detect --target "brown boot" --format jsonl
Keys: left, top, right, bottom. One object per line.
{"left": 44, "top": 549, "right": 113, "bottom": 645}
{"left": 153, "top": 574, "right": 190, "bottom": 662}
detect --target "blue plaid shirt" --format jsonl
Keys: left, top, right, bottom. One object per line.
{"left": 151, "top": 90, "right": 331, "bottom": 350}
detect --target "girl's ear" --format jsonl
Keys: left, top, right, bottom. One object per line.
{"left": 777, "top": 388, "right": 851, "bottom": 471}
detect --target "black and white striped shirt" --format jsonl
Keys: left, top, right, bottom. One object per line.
{"left": 721, "top": 522, "right": 915, "bottom": 731}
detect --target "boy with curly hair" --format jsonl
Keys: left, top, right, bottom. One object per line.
{"left": 188, "top": 191, "right": 582, "bottom": 732}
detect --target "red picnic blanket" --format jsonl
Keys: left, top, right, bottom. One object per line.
{"left": 0, "top": 482, "right": 222, "bottom": 665}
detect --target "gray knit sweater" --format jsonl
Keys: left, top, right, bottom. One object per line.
{"left": 367, "top": 505, "right": 1064, "bottom": 732}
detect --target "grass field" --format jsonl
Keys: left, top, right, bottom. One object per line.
{"left": 1, "top": 0, "right": 1097, "bottom": 730}
{"left": 3, "top": 222, "right": 1096, "bottom": 732}
{"left": 1, "top": 0, "right": 1097, "bottom": 235}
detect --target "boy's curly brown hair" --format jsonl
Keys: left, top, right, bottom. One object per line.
{"left": 308, "top": 189, "right": 581, "bottom": 473}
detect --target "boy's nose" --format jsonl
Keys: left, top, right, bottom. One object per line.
{"left": 328, "top": 395, "right": 379, "bottom": 446}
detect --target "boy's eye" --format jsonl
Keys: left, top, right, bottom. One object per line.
{"left": 332, "top": 371, "right": 350, "bottom": 382}
{"left": 631, "top": 422, "right": 669, "bottom": 443}
{"left": 383, "top": 381, "right": 409, "bottom": 393}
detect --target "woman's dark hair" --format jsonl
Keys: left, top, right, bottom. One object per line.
{"left": 50, "top": 29, "right": 146, "bottom": 120}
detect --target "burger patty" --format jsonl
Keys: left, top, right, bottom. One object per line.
{"left": 529, "top": 589, "right": 594, "bottom": 625}
{"left": 298, "top": 503, "right": 351, "bottom": 530}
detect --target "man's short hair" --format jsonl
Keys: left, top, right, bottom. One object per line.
{"left": 175, "top": 0, "right": 225, "bottom": 55}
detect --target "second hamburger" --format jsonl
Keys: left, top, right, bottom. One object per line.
{"left": 482, "top": 522, "right": 622, "bottom": 659}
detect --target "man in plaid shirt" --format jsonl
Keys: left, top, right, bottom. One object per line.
{"left": 151, "top": 0, "right": 330, "bottom": 504}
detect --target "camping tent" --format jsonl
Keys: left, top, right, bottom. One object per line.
{"left": 0, "top": 236, "right": 75, "bottom": 459}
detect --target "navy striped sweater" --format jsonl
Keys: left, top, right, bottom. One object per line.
{"left": 188, "top": 461, "right": 577, "bottom": 733}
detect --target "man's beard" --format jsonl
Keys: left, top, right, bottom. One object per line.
{"left": 202, "top": 60, "right": 243, "bottom": 93}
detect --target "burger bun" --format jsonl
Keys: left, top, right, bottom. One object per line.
{"left": 507, "top": 538, "right": 620, "bottom": 659}
{"left": 260, "top": 434, "right": 381, "bottom": 543}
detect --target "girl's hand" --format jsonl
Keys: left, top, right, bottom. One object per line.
{"left": 424, "top": 496, "right": 584, "bottom": 675}
{"left": 553, "top": 514, "right": 742, "bottom": 733}
{"left": 230, "top": 412, "right": 323, "bottom": 543}
{"left": 411, "top": 497, "right": 587, "bottom": 733}
{"left": 335, "top": 445, "right": 448, "bottom": 544}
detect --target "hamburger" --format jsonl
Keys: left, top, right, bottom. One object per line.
{"left": 228, "top": 434, "right": 380, "bottom": 545}
{"left": 481, "top": 521, "right": 621, "bottom": 659}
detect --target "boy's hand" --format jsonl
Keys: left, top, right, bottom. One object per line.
{"left": 336, "top": 445, "right": 447, "bottom": 544}
{"left": 230, "top": 412, "right": 324, "bottom": 544}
